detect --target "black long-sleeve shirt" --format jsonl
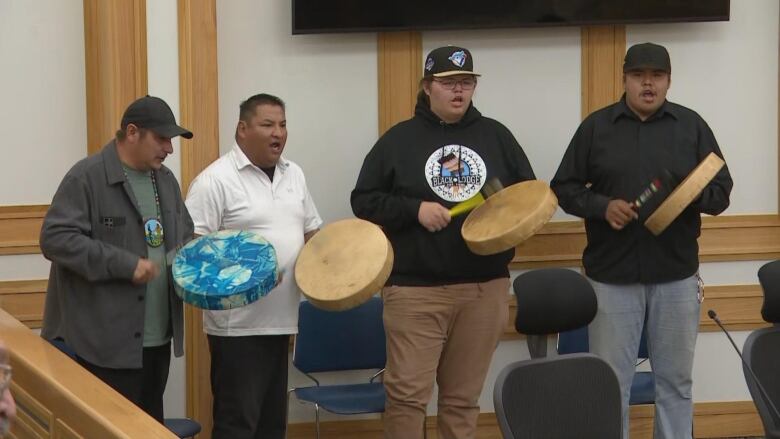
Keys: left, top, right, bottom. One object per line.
{"left": 351, "top": 97, "right": 535, "bottom": 286}
{"left": 551, "top": 96, "right": 733, "bottom": 284}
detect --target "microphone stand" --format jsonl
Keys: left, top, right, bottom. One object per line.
{"left": 707, "top": 309, "right": 780, "bottom": 422}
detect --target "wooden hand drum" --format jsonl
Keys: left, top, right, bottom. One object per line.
{"left": 295, "top": 218, "right": 393, "bottom": 311}
{"left": 461, "top": 180, "right": 558, "bottom": 255}
{"left": 644, "top": 152, "right": 725, "bottom": 236}
{"left": 172, "top": 230, "right": 278, "bottom": 310}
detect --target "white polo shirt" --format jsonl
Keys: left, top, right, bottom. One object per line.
{"left": 185, "top": 143, "right": 322, "bottom": 336}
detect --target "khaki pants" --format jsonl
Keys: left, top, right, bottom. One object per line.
{"left": 382, "top": 278, "right": 510, "bottom": 439}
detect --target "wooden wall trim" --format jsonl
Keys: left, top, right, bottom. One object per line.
{"left": 505, "top": 283, "right": 768, "bottom": 340}
{"left": 177, "top": 1, "right": 220, "bottom": 436}
{"left": 1, "top": 277, "right": 764, "bottom": 342}
{"left": 377, "top": 32, "right": 422, "bottom": 135}
{"left": 178, "top": 0, "right": 220, "bottom": 195}
{"left": 698, "top": 284, "right": 769, "bottom": 332}
{"left": 512, "top": 214, "right": 780, "bottom": 269}
{"left": 631, "top": 401, "right": 764, "bottom": 438}
{"left": 83, "top": 0, "right": 148, "bottom": 155}
{"left": 0, "top": 279, "right": 47, "bottom": 330}
{"left": 2, "top": 209, "right": 777, "bottom": 266}
{"left": 0, "top": 205, "right": 47, "bottom": 256}
{"left": 286, "top": 401, "right": 762, "bottom": 438}
{"left": 581, "top": 25, "right": 626, "bottom": 118}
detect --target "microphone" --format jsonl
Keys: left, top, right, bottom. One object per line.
{"left": 707, "top": 309, "right": 780, "bottom": 421}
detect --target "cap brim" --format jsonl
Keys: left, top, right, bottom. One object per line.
{"left": 432, "top": 70, "right": 481, "bottom": 78}
{"left": 623, "top": 64, "right": 670, "bottom": 73}
{"left": 151, "top": 124, "right": 194, "bottom": 139}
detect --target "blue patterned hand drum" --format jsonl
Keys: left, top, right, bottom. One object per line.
{"left": 172, "top": 230, "right": 278, "bottom": 310}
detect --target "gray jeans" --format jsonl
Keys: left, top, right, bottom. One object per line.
{"left": 589, "top": 275, "right": 701, "bottom": 439}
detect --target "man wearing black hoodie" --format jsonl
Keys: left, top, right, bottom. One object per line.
{"left": 352, "top": 46, "right": 535, "bottom": 439}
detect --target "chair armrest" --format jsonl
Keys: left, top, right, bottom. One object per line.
{"left": 370, "top": 368, "right": 386, "bottom": 383}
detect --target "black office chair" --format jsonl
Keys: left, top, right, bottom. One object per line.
{"left": 744, "top": 260, "right": 780, "bottom": 439}
{"left": 493, "top": 268, "right": 621, "bottom": 439}
{"left": 558, "top": 320, "right": 655, "bottom": 405}
{"left": 47, "top": 338, "right": 201, "bottom": 439}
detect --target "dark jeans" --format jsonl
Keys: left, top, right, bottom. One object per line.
{"left": 208, "top": 334, "right": 290, "bottom": 439}
{"left": 77, "top": 342, "right": 171, "bottom": 423}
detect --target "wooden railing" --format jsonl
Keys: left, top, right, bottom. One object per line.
{"left": 0, "top": 309, "right": 176, "bottom": 438}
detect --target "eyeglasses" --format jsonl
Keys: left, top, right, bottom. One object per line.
{"left": 433, "top": 77, "right": 477, "bottom": 90}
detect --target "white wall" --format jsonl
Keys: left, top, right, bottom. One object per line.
{"left": 0, "top": 0, "right": 85, "bottom": 280}
{"left": 216, "top": 0, "right": 378, "bottom": 224}
{"left": 0, "top": 0, "right": 87, "bottom": 206}
{"left": 0, "top": 0, "right": 79, "bottom": 283}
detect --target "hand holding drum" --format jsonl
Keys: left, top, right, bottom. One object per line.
{"left": 172, "top": 230, "right": 279, "bottom": 310}
{"left": 295, "top": 218, "right": 393, "bottom": 311}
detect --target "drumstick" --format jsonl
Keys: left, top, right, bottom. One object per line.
{"left": 632, "top": 178, "right": 662, "bottom": 209}
{"left": 449, "top": 177, "right": 504, "bottom": 217}
{"left": 449, "top": 193, "right": 485, "bottom": 217}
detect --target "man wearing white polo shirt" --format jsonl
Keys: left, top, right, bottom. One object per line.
{"left": 186, "top": 93, "right": 322, "bottom": 439}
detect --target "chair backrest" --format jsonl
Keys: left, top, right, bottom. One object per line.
{"left": 494, "top": 353, "right": 622, "bottom": 439}
{"left": 513, "top": 269, "right": 596, "bottom": 337}
{"left": 743, "top": 326, "right": 780, "bottom": 438}
{"left": 758, "top": 260, "right": 780, "bottom": 324}
{"left": 293, "top": 297, "right": 385, "bottom": 374}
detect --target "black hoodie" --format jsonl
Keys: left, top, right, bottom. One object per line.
{"left": 351, "top": 96, "right": 535, "bottom": 286}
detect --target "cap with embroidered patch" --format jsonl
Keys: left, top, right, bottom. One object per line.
{"left": 423, "top": 46, "right": 481, "bottom": 78}
{"left": 121, "top": 95, "right": 193, "bottom": 139}
{"left": 623, "top": 42, "right": 671, "bottom": 74}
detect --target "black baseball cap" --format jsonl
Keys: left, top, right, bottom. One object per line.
{"left": 121, "top": 95, "right": 193, "bottom": 139}
{"left": 623, "top": 42, "right": 671, "bottom": 74}
{"left": 423, "top": 46, "right": 481, "bottom": 78}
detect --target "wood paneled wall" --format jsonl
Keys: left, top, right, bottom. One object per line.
{"left": 83, "top": 0, "right": 148, "bottom": 155}
{"left": 377, "top": 32, "right": 422, "bottom": 135}
{"left": 286, "top": 402, "right": 763, "bottom": 439}
{"left": 581, "top": 25, "right": 626, "bottom": 118}
{"left": 177, "top": 1, "right": 220, "bottom": 436}
{"left": 0, "top": 205, "right": 47, "bottom": 256}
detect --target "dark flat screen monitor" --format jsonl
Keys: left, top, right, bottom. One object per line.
{"left": 292, "top": 0, "right": 730, "bottom": 34}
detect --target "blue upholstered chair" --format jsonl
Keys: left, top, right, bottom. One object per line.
{"left": 288, "top": 297, "right": 386, "bottom": 439}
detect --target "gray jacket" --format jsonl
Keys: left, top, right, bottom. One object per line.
{"left": 40, "top": 141, "right": 194, "bottom": 368}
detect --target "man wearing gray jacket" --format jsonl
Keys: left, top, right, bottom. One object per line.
{"left": 40, "top": 95, "right": 194, "bottom": 423}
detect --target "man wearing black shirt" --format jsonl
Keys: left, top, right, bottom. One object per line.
{"left": 551, "top": 42, "right": 732, "bottom": 439}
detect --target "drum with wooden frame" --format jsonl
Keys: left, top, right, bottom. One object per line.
{"left": 644, "top": 152, "right": 725, "bottom": 236}
{"left": 295, "top": 218, "right": 393, "bottom": 311}
{"left": 461, "top": 180, "right": 558, "bottom": 256}
{"left": 172, "top": 229, "right": 279, "bottom": 310}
